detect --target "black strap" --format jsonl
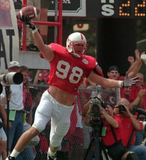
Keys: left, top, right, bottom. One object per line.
{"left": 127, "top": 128, "right": 135, "bottom": 148}
{"left": 110, "top": 125, "right": 117, "bottom": 142}
{"left": 127, "top": 113, "right": 139, "bottom": 148}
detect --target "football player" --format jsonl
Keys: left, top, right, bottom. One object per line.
{"left": 6, "top": 15, "right": 138, "bottom": 160}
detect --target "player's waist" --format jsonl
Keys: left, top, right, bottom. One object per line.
{"left": 48, "top": 81, "right": 79, "bottom": 95}
{"left": 47, "top": 87, "right": 75, "bottom": 106}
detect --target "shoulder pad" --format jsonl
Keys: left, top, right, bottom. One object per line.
{"left": 83, "top": 56, "right": 103, "bottom": 77}
{"left": 93, "top": 62, "right": 104, "bottom": 77}
{"left": 84, "top": 55, "right": 97, "bottom": 69}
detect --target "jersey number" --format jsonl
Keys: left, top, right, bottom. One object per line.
{"left": 56, "top": 60, "right": 83, "bottom": 84}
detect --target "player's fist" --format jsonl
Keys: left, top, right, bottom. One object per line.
{"left": 18, "top": 15, "right": 36, "bottom": 31}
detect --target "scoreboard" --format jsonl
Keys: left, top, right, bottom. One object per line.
{"left": 97, "top": 0, "right": 146, "bottom": 18}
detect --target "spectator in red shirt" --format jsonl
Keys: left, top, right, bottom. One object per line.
{"left": 130, "top": 73, "right": 146, "bottom": 110}
{"left": 122, "top": 79, "right": 146, "bottom": 146}
{"left": 121, "top": 86, "right": 146, "bottom": 110}
{"left": 114, "top": 98, "right": 146, "bottom": 160}
{"left": 121, "top": 87, "right": 134, "bottom": 103}
{"left": 84, "top": 99, "right": 137, "bottom": 160}
{"left": 126, "top": 75, "right": 146, "bottom": 146}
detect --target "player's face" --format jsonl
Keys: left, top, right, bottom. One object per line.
{"left": 71, "top": 43, "right": 87, "bottom": 58}
{"left": 74, "top": 43, "right": 85, "bottom": 51}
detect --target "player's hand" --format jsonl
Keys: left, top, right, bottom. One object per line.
{"left": 122, "top": 72, "right": 139, "bottom": 87}
{"left": 18, "top": 15, "right": 36, "bottom": 30}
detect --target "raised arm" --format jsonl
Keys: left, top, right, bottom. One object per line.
{"left": 88, "top": 71, "right": 138, "bottom": 89}
{"left": 127, "top": 109, "right": 142, "bottom": 130}
{"left": 19, "top": 16, "right": 54, "bottom": 62}
{"left": 128, "top": 49, "right": 144, "bottom": 78}
{"left": 129, "top": 89, "right": 146, "bottom": 110}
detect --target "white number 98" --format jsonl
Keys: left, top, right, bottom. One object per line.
{"left": 56, "top": 60, "right": 83, "bottom": 84}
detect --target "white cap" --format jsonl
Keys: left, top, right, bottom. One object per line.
{"left": 8, "top": 61, "right": 20, "bottom": 68}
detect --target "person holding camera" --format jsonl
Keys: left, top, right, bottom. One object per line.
{"left": 114, "top": 98, "right": 146, "bottom": 160}
{"left": 84, "top": 99, "right": 137, "bottom": 160}
{"left": 2, "top": 61, "right": 24, "bottom": 160}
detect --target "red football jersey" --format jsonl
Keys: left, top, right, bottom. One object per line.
{"left": 40, "top": 43, "right": 103, "bottom": 95}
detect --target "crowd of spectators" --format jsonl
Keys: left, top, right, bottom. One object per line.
{"left": 81, "top": 50, "right": 146, "bottom": 160}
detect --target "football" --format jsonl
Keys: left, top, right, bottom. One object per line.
{"left": 17, "top": 6, "right": 40, "bottom": 20}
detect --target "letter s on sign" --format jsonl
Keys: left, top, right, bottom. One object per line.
{"left": 101, "top": 4, "right": 114, "bottom": 16}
